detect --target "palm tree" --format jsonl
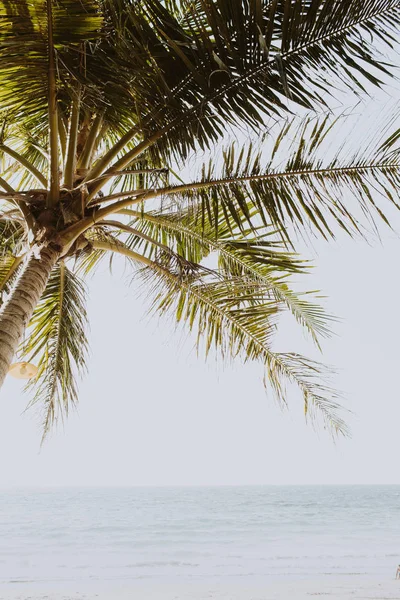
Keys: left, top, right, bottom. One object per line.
{"left": 0, "top": 0, "right": 399, "bottom": 438}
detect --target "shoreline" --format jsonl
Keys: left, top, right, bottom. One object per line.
{"left": 2, "top": 576, "right": 400, "bottom": 600}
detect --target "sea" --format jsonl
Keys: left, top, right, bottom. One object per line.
{"left": 0, "top": 485, "right": 399, "bottom": 591}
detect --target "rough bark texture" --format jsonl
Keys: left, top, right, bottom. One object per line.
{"left": 0, "top": 245, "right": 59, "bottom": 388}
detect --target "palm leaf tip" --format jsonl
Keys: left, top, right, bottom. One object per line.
{"left": 265, "top": 352, "right": 349, "bottom": 438}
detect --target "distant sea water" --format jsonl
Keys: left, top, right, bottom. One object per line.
{"left": 0, "top": 486, "right": 399, "bottom": 587}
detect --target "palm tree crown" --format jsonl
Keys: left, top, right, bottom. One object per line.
{"left": 0, "top": 0, "right": 400, "bottom": 439}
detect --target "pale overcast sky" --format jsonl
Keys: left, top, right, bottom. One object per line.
{"left": 1, "top": 76, "right": 400, "bottom": 487}
{"left": 1, "top": 216, "right": 400, "bottom": 487}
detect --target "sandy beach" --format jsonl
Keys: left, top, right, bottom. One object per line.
{"left": 2, "top": 578, "right": 400, "bottom": 600}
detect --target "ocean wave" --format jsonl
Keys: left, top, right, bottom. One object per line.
{"left": 125, "top": 561, "right": 199, "bottom": 568}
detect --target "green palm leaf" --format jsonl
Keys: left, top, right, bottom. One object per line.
{"left": 0, "top": 215, "right": 26, "bottom": 303}
{"left": 0, "top": 253, "right": 24, "bottom": 304}
{"left": 119, "top": 208, "right": 332, "bottom": 344}
{"left": 86, "top": 232, "right": 343, "bottom": 434}
{"left": 86, "top": 0, "right": 400, "bottom": 174}
{"left": 151, "top": 114, "right": 400, "bottom": 240}
{"left": 0, "top": 0, "right": 102, "bottom": 128}
{"left": 21, "top": 262, "right": 89, "bottom": 438}
{"left": 143, "top": 263, "right": 347, "bottom": 436}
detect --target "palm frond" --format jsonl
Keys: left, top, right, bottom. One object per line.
{"left": 0, "top": 214, "right": 26, "bottom": 302}
{"left": 0, "top": 142, "right": 47, "bottom": 188}
{"left": 77, "top": 225, "right": 140, "bottom": 275}
{"left": 0, "top": 216, "right": 25, "bottom": 252}
{"left": 88, "top": 233, "right": 344, "bottom": 435}
{"left": 143, "top": 264, "right": 347, "bottom": 436}
{"left": 90, "top": 0, "right": 400, "bottom": 174}
{"left": 0, "top": 0, "right": 102, "bottom": 125}
{"left": 121, "top": 208, "right": 332, "bottom": 344}
{"left": 217, "top": 241, "right": 331, "bottom": 345}
{"left": 21, "top": 262, "right": 89, "bottom": 439}
{"left": 0, "top": 253, "right": 24, "bottom": 304}
{"left": 1, "top": 1, "right": 399, "bottom": 187}
{"left": 156, "top": 113, "right": 400, "bottom": 239}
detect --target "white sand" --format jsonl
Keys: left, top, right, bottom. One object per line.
{"left": 2, "top": 578, "right": 400, "bottom": 600}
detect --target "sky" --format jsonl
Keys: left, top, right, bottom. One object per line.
{"left": 1, "top": 60, "right": 400, "bottom": 488}
{"left": 1, "top": 216, "right": 400, "bottom": 487}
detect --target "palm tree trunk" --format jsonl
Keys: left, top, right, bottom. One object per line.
{"left": 0, "top": 245, "right": 60, "bottom": 387}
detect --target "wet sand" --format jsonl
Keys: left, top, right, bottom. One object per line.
{"left": 2, "top": 577, "right": 400, "bottom": 600}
